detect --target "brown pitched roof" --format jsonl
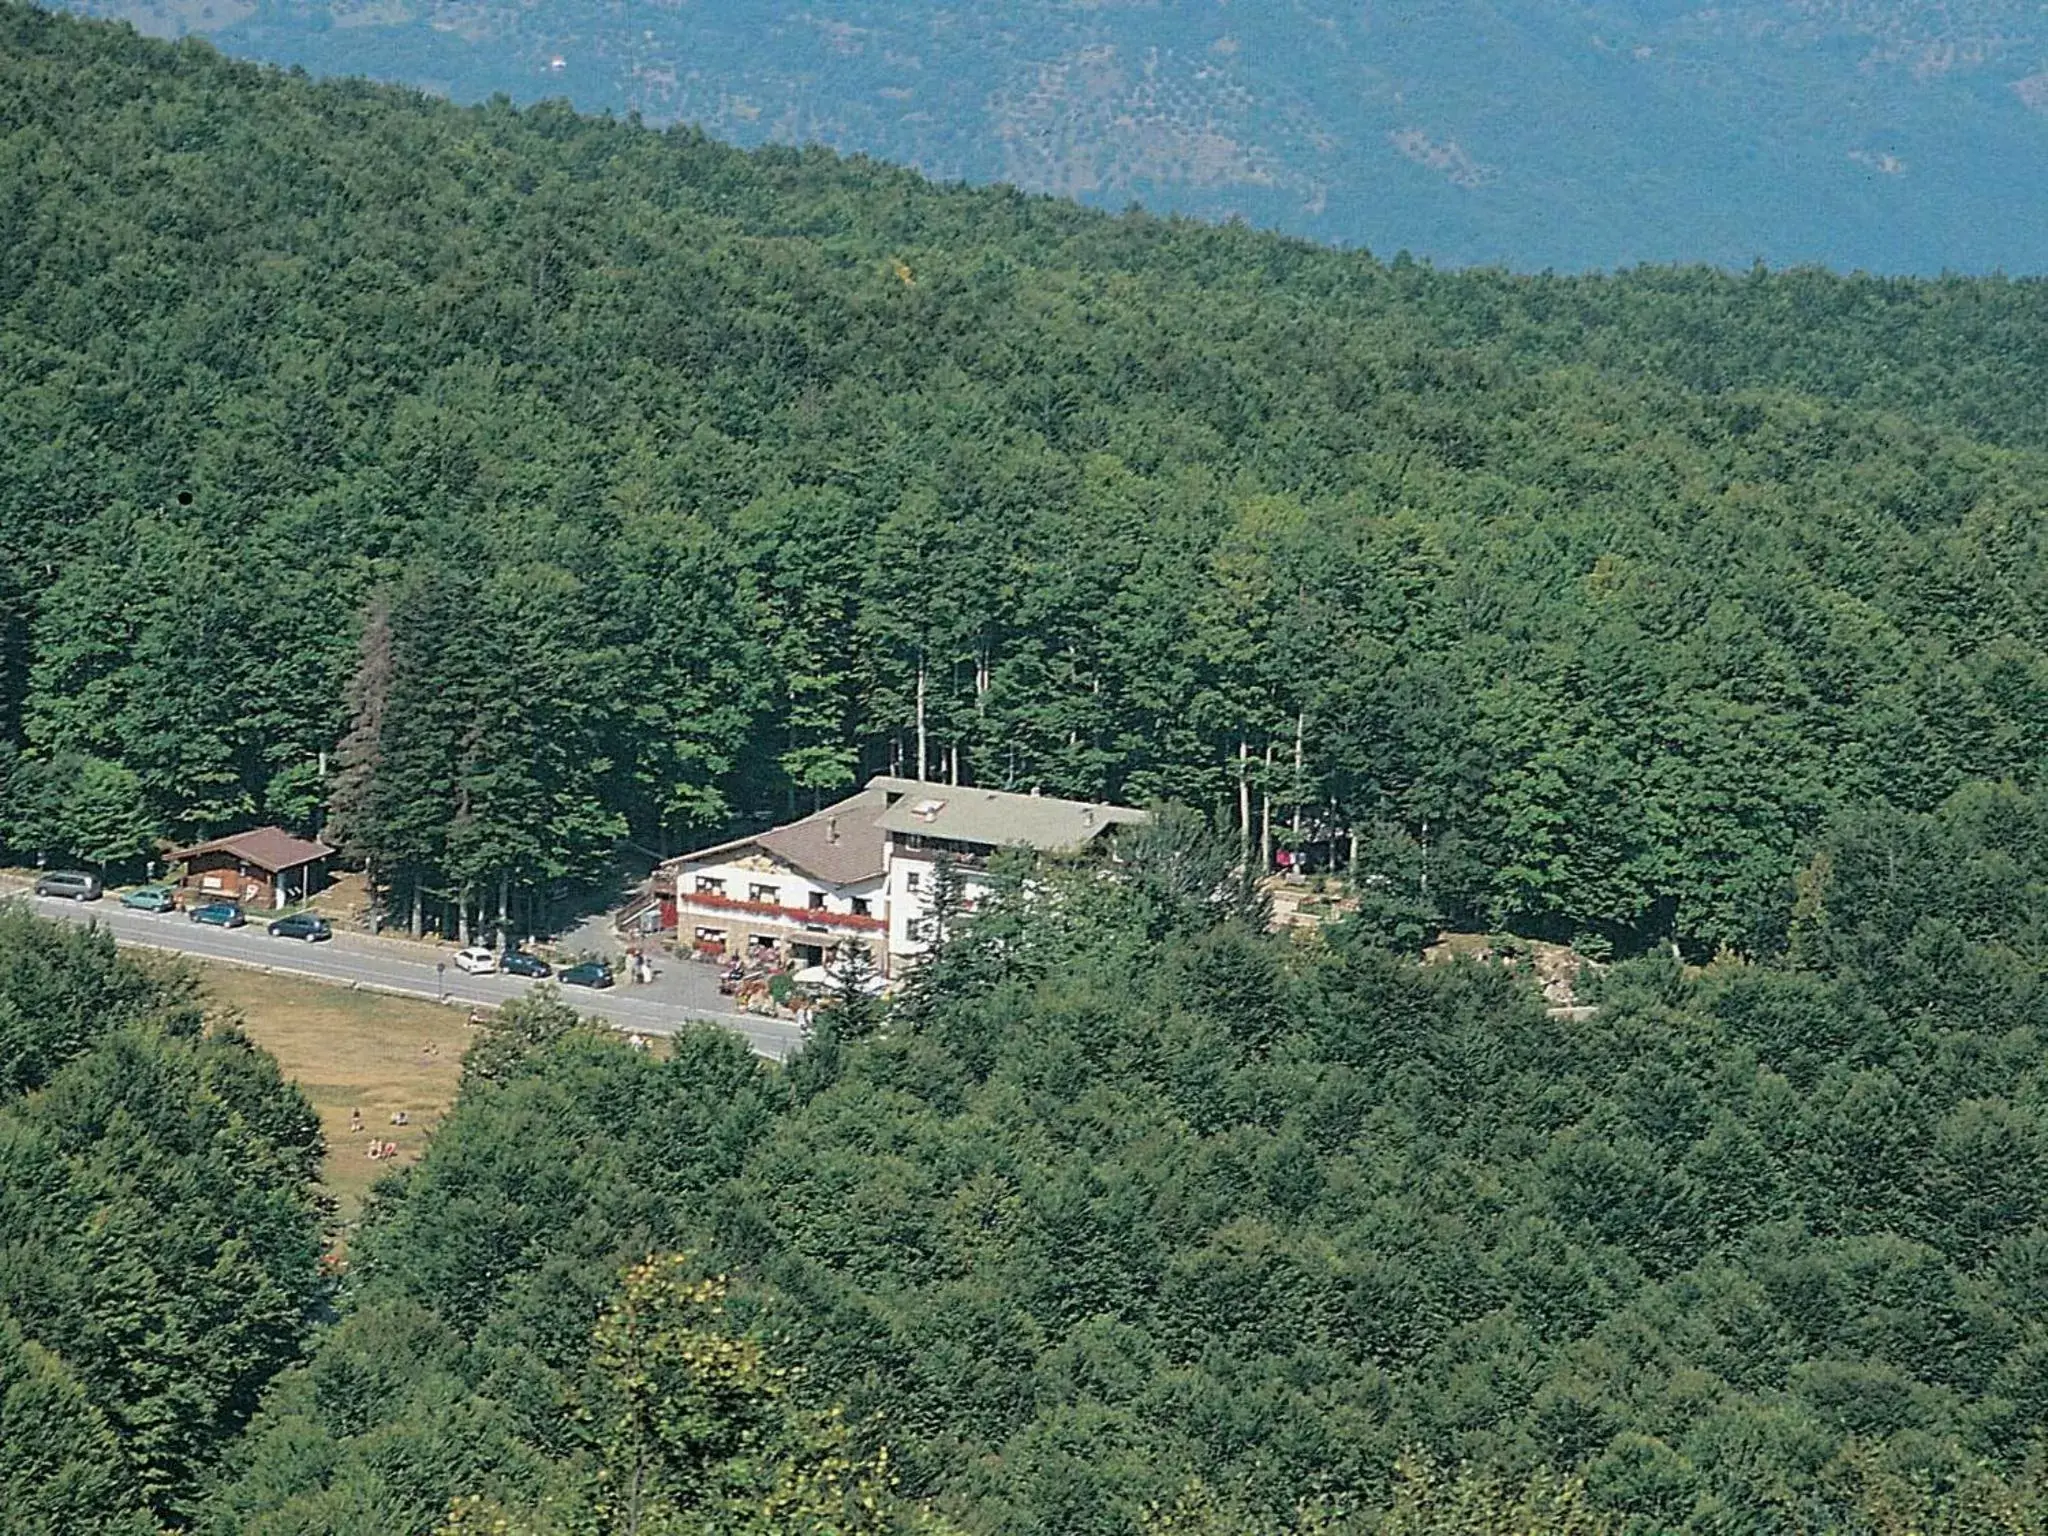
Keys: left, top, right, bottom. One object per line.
{"left": 757, "top": 787, "right": 890, "bottom": 886}
{"left": 168, "top": 826, "right": 335, "bottom": 873}
{"left": 662, "top": 788, "right": 890, "bottom": 889}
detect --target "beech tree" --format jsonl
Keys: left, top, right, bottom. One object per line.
{"left": 14, "top": 5, "right": 2048, "bottom": 949}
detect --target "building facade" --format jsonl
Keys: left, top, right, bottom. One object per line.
{"left": 655, "top": 779, "right": 1147, "bottom": 977}
{"left": 660, "top": 789, "right": 890, "bottom": 972}
{"left": 167, "top": 827, "right": 335, "bottom": 910}
{"left": 868, "top": 778, "right": 1149, "bottom": 968}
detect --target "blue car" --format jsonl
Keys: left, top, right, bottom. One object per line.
{"left": 188, "top": 901, "right": 246, "bottom": 928}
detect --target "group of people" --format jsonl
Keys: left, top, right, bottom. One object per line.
{"left": 349, "top": 1105, "right": 408, "bottom": 1162}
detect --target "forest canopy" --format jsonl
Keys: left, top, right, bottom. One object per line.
{"left": 8, "top": 4, "right": 2048, "bottom": 952}
{"left": 200, "top": 785, "right": 2048, "bottom": 1536}
{"left": 0, "top": 907, "right": 325, "bottom": 1531}
{"left": 14, "top": 789, "right": 2048, "bottom": 1532}
{"left": 16, "top": 16, "right": 2048, "bottom": 1522}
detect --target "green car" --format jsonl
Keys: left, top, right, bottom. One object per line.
{"left": 560, "top": 961, "right": 614, "bottom": 990}
{"left": 120, "top": 885, "right": 178, "bottom": 913}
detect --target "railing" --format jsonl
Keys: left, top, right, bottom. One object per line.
{"left": 614, "top": 888, "right": 668, "bottom": 934}
{"left": 888, "top": 839, "right": 990, "bottom": 868}
{"left": 678, "top": 888, "right": 885, "bottom": 932}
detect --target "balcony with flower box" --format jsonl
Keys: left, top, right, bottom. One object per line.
{"left": 676, "top": 886, "right": 886, "bottom": 936}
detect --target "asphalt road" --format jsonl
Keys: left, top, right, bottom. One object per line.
{"left": 5, "top": 886, "right": 804, "bottom": 1061}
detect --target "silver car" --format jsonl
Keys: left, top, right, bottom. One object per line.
{"left": 34, "top": 870, "right": 101, "bottom": 901}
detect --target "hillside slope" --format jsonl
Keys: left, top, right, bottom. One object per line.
{"left": 211, "top": 789, "right": 2048, "bottom": 1535}
{"left": 7, "top": 4, "right": 2048, "bottom": 956}
{"left": 49, "top": 0, "right": 2048, "bottom": 272}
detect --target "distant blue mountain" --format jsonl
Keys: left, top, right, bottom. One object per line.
{"left": 51, "top": 0, "right": 2048, "bottom": 273}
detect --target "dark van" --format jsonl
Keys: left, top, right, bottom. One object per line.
{"left": 34, "top": 870, "right": 102, "bottom": 901}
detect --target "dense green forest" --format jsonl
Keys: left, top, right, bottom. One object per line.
{"left": 148, "top": 786, "right": 2048, "bottom": 1535}
{"left": 20, "top": 789, "right": 2048, "bottom": 1533}
{"left": 0, "top": 908, "right": 324, "bottom": 1531}
{"left": 41, "top": 796, "right": 2048, "bottom": 1535}
{"left": 10, "top": 4, "right": 2048, "bottom": 951}
{"left": 20, "top": 11, "right": 2048, "bottom": 1529}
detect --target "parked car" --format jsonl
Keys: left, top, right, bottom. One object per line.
{"left": 500, "top": 951, "right": 551, "bottom": 979}
{"left": 34, "top": 870, "right": 101, "bottom": 901}
{"left": 560, "top": 960, "right": 614, "bottom": 990}
{"left": 267, "top": 912, "right": 331, "bottom": 942}
{"left": 188, "top": 901, "right": 245, "bottom": 928}
{"left": 119, "top": 884, "right": 177, "bottom": 912}
{"left": 453, "top": 945, "right": 498, "bottom": 975}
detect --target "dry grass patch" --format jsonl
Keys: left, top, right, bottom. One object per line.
{"left": 198, "top": 966, "right": 473, "bottom": 1224}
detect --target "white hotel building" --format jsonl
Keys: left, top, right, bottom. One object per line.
{"left": 655, "top": 777, "right": 1147, "bottom": 976}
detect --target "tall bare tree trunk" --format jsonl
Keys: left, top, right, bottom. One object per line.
{"left": 408, "top": 882, "right": 422, "bottom": 939}
{"left": 916, "top": 655, "right": 928, "bottom": 781}
{"left": 1260, "top": 744, "right": 1275, "bottom": 872}
{"left": 1238, "top": 739, "right": 1251, "bottom": 861}
{"left": 1292, "top": 710, "right": 1305, "bottom": 839}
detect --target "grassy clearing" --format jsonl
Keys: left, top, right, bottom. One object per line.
{"left": 197, "top": 965, "right": 473, "bottom": 1225}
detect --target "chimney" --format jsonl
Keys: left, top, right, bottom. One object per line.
{"left": 827, "top": 817, "right": 839, "bottom": 845}
{"left": 1081, "top": 807, "right": 1095, "bottom": 827}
